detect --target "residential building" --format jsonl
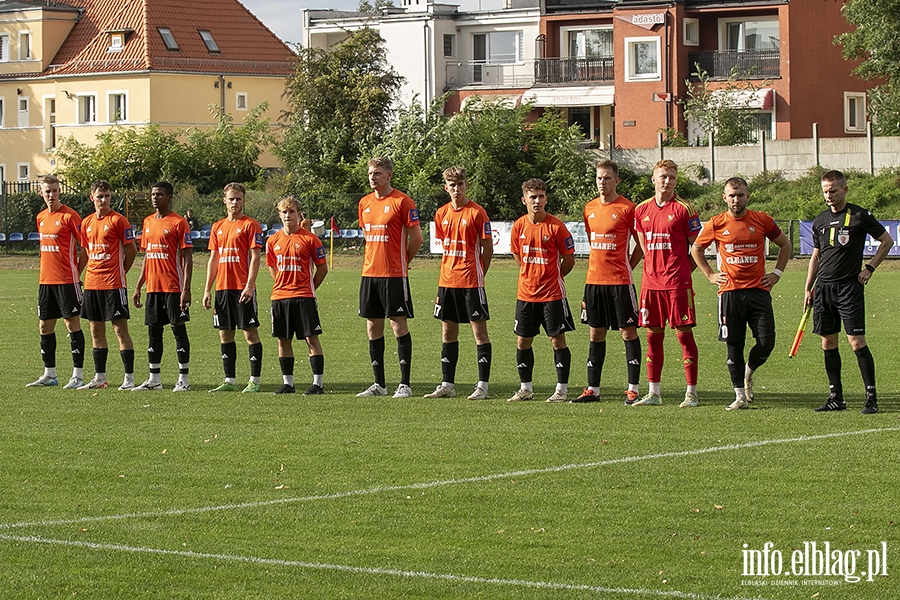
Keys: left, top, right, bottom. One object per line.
{"left": 303, "top": 0, "right": 872, "bottom": 151}
{"left": 0, "top": 0, "right": 295, "bottom": 182}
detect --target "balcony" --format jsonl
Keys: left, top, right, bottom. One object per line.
{"left": 534, "top": 57, "right": 614, "bottom": 85}
{"left": 445, "top": 61, "right": 535, "bottom": 90}
{"left": 687, "top": 49, "right": 780, "bottom": 80}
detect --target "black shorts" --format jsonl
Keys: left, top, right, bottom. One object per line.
{"left": 813, "top": 280, "right": 866, "bottom": 336}
{"left": 271, "top": 297, "right": 323, "bottom": 340}
{"left": 716, "top": 288, "right": 775, "bottom": 343}
{"left": 145, "top": 292, "right": 190, "bottom": 326}
{"left": 83, "top": 288, "right": 130, "bottom": 322}
{"left": 433, "top": 287, "right": 490, "bottom": 323}
{"left": 213, "top": 290, "right": 260, "bottom": 330}
{"left": 581, "top": 284, "right": 639, "bottom": 330}
{"left": 38, "top": 283, "right": 82, "bottom": 320}
{"left": 514, "top": 299, "right": 576, "bottom": 338}
{"left": 358, "top": 277, "right": 414, "bottom": 319}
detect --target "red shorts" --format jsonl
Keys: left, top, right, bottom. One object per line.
{"left": 639, "top": 288, "right": 696, "bottom": 328}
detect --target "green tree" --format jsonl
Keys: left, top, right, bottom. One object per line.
{"left": 358, "top": 0, "right": 394, "bottom": 13}
{"left": 682, "top": 66, "right": 770, "bottom": 146}
{"left": 837, "top": 0, "right": 900, "bottom": 134}
{"left": 278, "top": 27, "right": 404, "bottom": 194}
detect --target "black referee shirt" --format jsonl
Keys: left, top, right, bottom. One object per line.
{"left": 812, "top": 203, "right": 887, "bottom": 283}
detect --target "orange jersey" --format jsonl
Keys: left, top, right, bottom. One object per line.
{"left": 37, "top": 205, "right": 82, "bottom": 285}
{"left": 266, "top": 228, "right": 326, "bottom": 300}
{"left": 139, "top": 212, "right": 193, "bottom": 293}
{"left": 511, "top": 213, "right": 575, "bottom": 302}
{"left": 694, "top": 210, "right": 783, "bottom": 293}
{"left": 583, "top": 195, "right": 636, "bottom": 285}
{"left": 81, "top": 210, "right": 135, "bottom": 290}
{"left": 208, "top": 216, "right": 264, "bottom": 291}
{"left": 358, "top": 189, "right": 420, "bottom": 278}
{"left": 434, "top": 200, "right": 492, "bottom": 288}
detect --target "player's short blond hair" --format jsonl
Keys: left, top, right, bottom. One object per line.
{"left": 653, "top": 159, "right": 678, "bottom": 173}
{"left": 442, "top": 166, "right": 467, "bottom": 183}
{"left": 277, "top": 196, "right": 302, "bottom": 213}
{"left": 368, "top": 156, "right": 394, "bottom": 172}
{"left": 224, "top": 182, "right": 246, "bottom": 196}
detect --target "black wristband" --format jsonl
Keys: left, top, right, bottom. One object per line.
{"left": 865, "top": 264, "right": 876, "bottom": 273}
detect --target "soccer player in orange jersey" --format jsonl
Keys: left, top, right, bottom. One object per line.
{"left": 266, "top": 197, "right": 328, "bottom": 395}
{"left": 425, "top": 166, "right": 493, "bottom": 400}
{"left": 508, "top": 178, "right": 576, "bottom": 403}
{"left": 632, "top": 160, "right": 703, "bottom": 407}
{"left": 573, "top": 160, "right": 644, "bottom": 404}
{"left": 76, "top": 180, "right": 137, "bottom": 390}
{"left": 27, "top": 175, "right": 86, "bottom": 388}
{"left": 356, "top": 156, "right": 424, "bottom": 398}
{"left": 131, "top": 182, "right": 194, "bottom": 392}
{"left": 202, "top": 183, "right": 264, "bottom": 394}
{"left": 691, "top": 177, "right": 792, "bottom": 410}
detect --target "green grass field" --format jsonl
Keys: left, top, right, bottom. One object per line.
{"left": 1, "top": 254, "right": 898, "bottom": 599}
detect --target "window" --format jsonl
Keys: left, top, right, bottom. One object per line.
{"left": 0, "top": 36, "right": 8, "bottom": 62}
{"left": 721, "top": 19, "right": 779, "bottom": 51}
{"left": 683, "top": 18, "right": 699, "bottom": 46}
{"left": 566, "top": 29, "right": 613, "bottom": 58}
{"left": 46, "top": 97, "right": 56, "bottom": 149}
{"left": 625, "top": 37, "right": 661, "bottom": 81}
{"left": 78, "top": 95, "right": 97, "bottom": 124}
{"left": 199, "top": 30, "right": 220, "bottom": 53}
{"left": 473, "top": 31, "right": 523, "bottom": 64}
{"left": 845, "top": 92, "right": 866, "bottom": 133}
{"left": 443, "top": 34, "right": 456, "bottom": 58}
{"left": 109, "top": 92, "right": 127, "bottom": 122}
{"left": 19, "top": 32, "right": 31, "bottom": 60}
{"left": 17, "top": 97, "right": 28, "bottom": 128}
{"left": 109, "top": 33, "right": 125, "bottom": 52}
{"left": 158, "top": 27, "right": 179, "bottom": 51}
{"left": 0, "top": 98, "right": 4, "bottom": 128}
{"left": 236, "top": 92, "right": 247, "bottom": 111}
{"left": 17, "top": 163, "right": 29, "bottom": 181}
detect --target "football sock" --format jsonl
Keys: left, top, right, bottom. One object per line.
{"left": 441, "top": 341, "right": 459, "bottom": 385}
{"left": 624, "top": 337, "right": 642, "bottom": 387}
{"left": 516, "top": 348, "right": 534, "bottom": 384}
{"left": 476, "top": 343, "right": 492, "bottom": 384}
{"left": 554, "top": 347, "right": 571, "bottom": 384}
{"left": 397, "top": 333, "right": 412, "bottom": 386}
{"left": 369, "top": 337, "right": 386, "bottom": 388}
{"left": 70, "top": 330, "right": 85, "bottom": 369}
{"left": 587, "top": 341, "right": 606, "bottom": 388}
{"left": 40, "top": 333, "right": 57, "bottom": 369}
{"left": 677, "top": 330, "right": 698, "bottom": 386}
{"left": 824, "top": 348, "right": 843, "bottom": 398}
{"left": 248, "top": 342, "right": 263, "bottom": 378}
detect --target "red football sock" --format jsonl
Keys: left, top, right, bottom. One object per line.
{"left": 646, "top": 330, "right": 665, "bottom": 383}
{"left": 677, "top": 330, "right": 698, "bottom": 386}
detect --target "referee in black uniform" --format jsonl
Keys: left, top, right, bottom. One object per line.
{"left": 804, "top": 170, "right": 893, "bottom": 413}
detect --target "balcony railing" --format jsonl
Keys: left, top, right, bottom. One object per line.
{"left": 445, "top": 61, "right": 536, "bottom": 89}
{"left": 687, "top": 49, "right": 780, "bottom": 79}
{"left": 534, "top": 57, "right": 614, "bottom": 84}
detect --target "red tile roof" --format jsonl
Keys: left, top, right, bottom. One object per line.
{"left": 42, "top": 0, "right": 295, "bottom": 77}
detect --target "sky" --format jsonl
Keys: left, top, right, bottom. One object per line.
{"left": 240, "top": 0, "right": 497, "bottom": 46}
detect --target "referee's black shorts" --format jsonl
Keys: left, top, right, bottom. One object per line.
{"left": 716, "top": 288, "right": 774, "bottom": 343}
{"left": 145, "top": 292, "right": 190, "bottom": 326}
{"left": 213, "top": 290, "right": 260, "bottom": 330}
{"left": 813, "top": 279, "right": 866, "bottom": 336}
{"left": 358, "top": 277, "right": 414, "bottom": 319}
{"left": 433, "top": 286, "right": 490, "bottom": 323}
{"left": 581, "top": 283, "right": 639, "bottom": 330}
{"left": 514, "top": 299, "right": 576, "bottom": 338}
{"left": 271, "top": 297, "right": 322, "bottom": 340}
{"left": 83, "top": 288, "right": 130, "bottom": 322}
{"left": 38, "top": 283, "right": 82, "bottom": 321}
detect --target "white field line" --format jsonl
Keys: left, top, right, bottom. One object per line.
{"left": 2, "top": 426, "right": 896, "bottom": 531}
{"left": 0, "top": 533, "right": 767, "bottom": 600}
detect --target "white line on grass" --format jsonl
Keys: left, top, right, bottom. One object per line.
{"left": 0, "top": 533, "right": 768, "bottom": 600}
{"left": 2, "top": 426, "right": 897, "bottom": 532}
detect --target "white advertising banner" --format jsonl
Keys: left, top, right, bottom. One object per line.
{"left": 430, "top": 220, "right": 590, "bottom": 256}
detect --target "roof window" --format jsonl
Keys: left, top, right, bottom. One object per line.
{"left": 158, "top": 27, "right": 179, "bottom": 51}
{"left": 199, "top": 30, "right": 220, "bottom": 53}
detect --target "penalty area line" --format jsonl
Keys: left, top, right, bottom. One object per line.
{"left": 0, "top": 533, "right": 768, "bottom": 600}
{"left": 1, "top": 426, "right": 897, "bottom": 531}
